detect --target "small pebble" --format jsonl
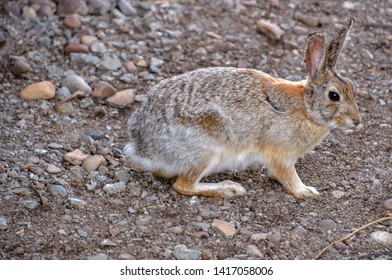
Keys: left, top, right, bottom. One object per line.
{"left": 109, "top": 227, "right": 121, "bottom": 236}
{"left": 334, "top": 241, "right": 348, "bottom": 251}
{"left": 292, "top": 25, "right": 309, "bottom": 35}
{"left": 172, "top": 246, "right": 201, "bottom": 260}
{"left": 90, "top": 40, "right": 108, "bottom": 53}
{"left": 296, "top": 14, "right": 322, "bottom": 27}
{"left": 193, "top": 47, "right": 207, "bottom": 56}
{"left": 80, "top": 35, "right": 98, "bottom": 46}
{"left": 118, "top": 253, "right": 135, "bottom": 260}
{"left": 20, "top": 199, "right": 40, "bottom": 209}
{"left": 198, "top": 207, "right": 219, "bottom": 219}
{"left": 136, "top": 215, "right": 152, "bottom": 226}
{"left": 331, "top": 190, "right": 345, "bottom": 199}
{"left": 55, "top": 102, "right": 74, "bottom": 115}
{"left": 257, "top": 19, "right": 284, "bottom": 40}
{"left": 86, "top": 181, "right": 97, "bottom": 191}
{"left": 201, "top": 249, "right": 213, "bottom": 260}
{"left": 63, "top": 74, "right": 92, "bottom": 94}
{"left": 106, "top": 89, "right": 135, "bottom": 106}
{"left": 22, "top": 6, "right": 36, "bottom": 21}
{"left": 136, "top": 59, "right": 147, "bottom": 68}
{"left": 87, "top": 253, "right": 108, "bottom": 260}
{"left": 250, "top": 232, "right": 268, "bottom": 241}
{"left": 92, "top": 81, "right": 116, "bottom": 99}
{"left": 167, "top": 226, "right": 183, "bottom": 234}
{"left": 88, "top": 0, "right": 111, "bottom": 15}
{"left": 103, "top": 182, "right": 126, "bottom": 194}
{"left": 68, "top": 197, "right": 87, "bottom": 207}
{"left": 123, "top": 61, "right": 137, "bottom": 72}
{"left": 80, "top": 97, "right": 94, "bottom": 108}
{"left": 64, "top": 149, "right": 89, "bottom": 165}
{"left": 58, "top": 229, "right": 67, "bottom": 235}
{"left": 20, "top": 81, "right": 55, "bottom": 100}
{"left": 217, "top": 251, "right": 229, "bottom": 260}
{"left": 57, "top": 0, "right": 88, "bottom": 16}
{"left": 142, "top": 72, "right": 155, "bottom": 81}
{"left": 118, "top": 0, "right": 137, "bottom": 16}
{"left": 246, "top": 244, "right": 263, "bottom": 258}
{"left": 85, "top": 130, "right": 105, "bottom": 140}
{"left": 291, "top": 226, "right": 307, "bottom": 239}
{"left": 56, "top": 86, "right": 71, "bottom": 101}
{"left": 211, "top": 219, "right": 236, "bottom": 238}
{"left": 115, "top": 170, "right": 130, "bottom": 184}
{"left": 48, "top": 143, "right": 63, "bottom": 149}
{"left": 47, "top": 184, "right": 68, "bottom": 198}
{"left": 383, "top": 198, "right": 392, "bottom": 210}
{"left": 370, "top": 231, "right": 392, "bottom": 245}
{"left": 101, "top": 238, "right": 117, "bottom": 246}
{"left": 319, "top": 219, "right": 337, "bottom": 230}
{"left": 82, "top": 155, "right": 107, "bottom": 172}
{"left": 99, "top": 53, "right": 122, "bottom": 71}
{"left": 134, "top": 94, "right": 147, "bottom": 103}
{"left": 63, "top": 14, "right": 81, "bottom": 28}
{"left": 77, "top": 228, "right": 88, "bottom": 237}
{"left": 11, "top": 59, "right": 32, "bottom": 76}
{"left": 65, "top": 43, "right": 89, "bottom": 53}
{"left": 0, "top": 217, "right": 8, "bottom": 230}
{"left": 47, "top": 164, "right": 62, "bottom": 174}
{"left": 267, "top": 231, "right": 281, "bottom": 242}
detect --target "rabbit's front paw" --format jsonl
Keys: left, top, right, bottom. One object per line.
{"left": 291, "top": 184, "right": 320, "bottom": 199}
{"left": 217, "top": 180, "right": 247, "bottom": 198}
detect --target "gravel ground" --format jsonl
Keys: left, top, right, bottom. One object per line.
{"left": 0, "top": 0, "right": 391, "bottom": 260}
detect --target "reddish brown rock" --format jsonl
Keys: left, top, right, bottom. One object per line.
{"left": 57, "top": 0, "right": 88, "bottom": 16}
{"left": 63, "top": 14, "right": 81, "bottom": 29}
{"left": 123, "top": 61, "right": 137, "bottom": 72}
{"left": 257, "top": 19, "right": 284, "bottom": 40}
{"left": 92, "top": 81, "right": 117, "bottom": 99}
{"left": 65, "top": 43, "right": 89, "bottom": 53}
{"left": 11, "top": 59, "right": 32, "bottom": 76}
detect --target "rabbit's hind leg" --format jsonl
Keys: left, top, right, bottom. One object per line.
{"left": 172, "top": 157, "right": 246, "bottom": 198}
{"left": 173, "top": 176, "right": 246, "bottom": 198}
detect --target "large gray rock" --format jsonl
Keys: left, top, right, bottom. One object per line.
{"left": 63, "top": 74, "right": 92, "bottom": 94}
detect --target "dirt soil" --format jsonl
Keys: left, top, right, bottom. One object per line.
{"left": 0, "top": 0, "right": 391, "bottom": 260}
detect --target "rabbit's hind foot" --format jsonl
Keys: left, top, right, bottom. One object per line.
{"left": 173, "top": 176, "right": 246, "bottom": 198}
{"left": 290, "top": 183, "right": 320, "bottom": 199}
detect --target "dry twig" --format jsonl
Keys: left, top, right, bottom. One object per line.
{"left": 315, "top": 213, "right": 392, "bottom": 259}
{"left": 30, "top": 184, "right": 48, "bottom": 207}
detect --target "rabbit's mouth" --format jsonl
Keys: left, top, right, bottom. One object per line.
{"left": 335, "top": 121, "right": 363, "bottom": 135}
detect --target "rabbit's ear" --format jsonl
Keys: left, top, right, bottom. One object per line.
{"left": 304, "top": 32, "right": 327, "bottom": 79}
{"left": 327, "top": 18, "right": 353, "bottom": 69}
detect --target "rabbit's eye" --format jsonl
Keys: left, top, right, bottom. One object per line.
{"left": 328, "top": 91, "right": 340, "bottom": 102}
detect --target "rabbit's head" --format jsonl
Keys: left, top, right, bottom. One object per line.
{"left": 303, "top": 18, "right": 362, "bottom": 130}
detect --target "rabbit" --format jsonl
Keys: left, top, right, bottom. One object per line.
{"left": 124, "top": 18, "right": 362, "bottom": 199}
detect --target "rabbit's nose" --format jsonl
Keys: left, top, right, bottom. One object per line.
{"left": 354, "top": 114, "right": 362, "bottom": 126}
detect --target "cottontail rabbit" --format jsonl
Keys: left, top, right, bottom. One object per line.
{"left": 125, "top": 18, "right": 361, "bottom": 199}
